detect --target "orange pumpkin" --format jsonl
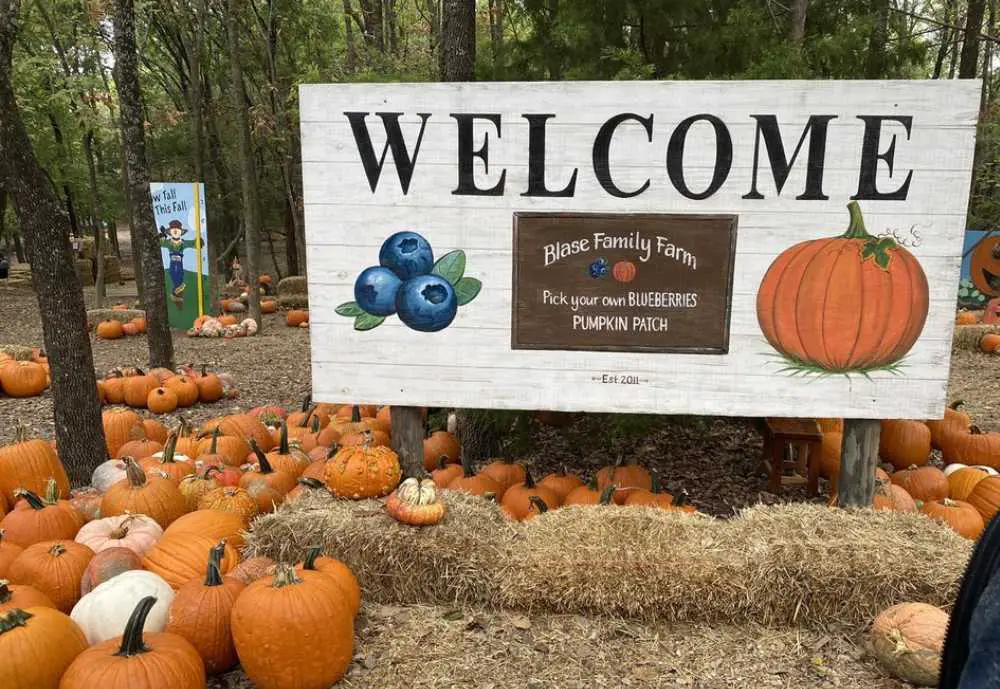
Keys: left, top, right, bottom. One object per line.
{"left": 195, "top": 367, "right": 224, "bottom": 403}
{"left": 286, "top": 309, "right": 309, "bottom": 327}
{"left": 293, "top": 547, "right": 361, "bottom": 617}
{"left": 948, "top": 467, "right": 991, "bottom": 501}
{"left": 423, "top": 431, "right": 461, "bottom": 472}
{"left": 969, "top": 233, "right": 1000, "bottom": 297}
{"left": 927, "top": 401, "right": 971, "bottom": 450}
{"left": 479, "top": 460, "right": 527, "bottom": 497}
{"left": 8, "top": 540, "right": 94, "bottom": 612}
{"left": 261, "top": 300, "right": 277, "bottom": 314}
{"left": 940, "top": 426, "right": 1000, "bottom": 468}
{"left": 595, "top": 461, "right": 653, "bottom": 505}
{"left": 0, "top": 480, "right": 84, "bottom": 547}
{"left": 142, "top": 534, "right": 240, "bottom": 589}
{"left": 756, "top": 201, "right": 928, "bottom": 373}
{"left": 0, "top": 530, "right": 23, "bottom": 577}
{"left": 966, "top": 476, "right": 1000, "bottom": 521}
{"left": 102, "top": 376, "right": 125, "bottom": 404}
{"left": 872, "top": 481, "right": 918, "bottom": 513}
{"left": 123, "top": 374, "right": 159, "bottom": 409}
{"left": 563, "top": 479, "right": 617, "bottom": 507}
{"left": 0, "top": 361, "right": 47, "bottom": 397}
{"left": 165, "top": 376, "right": 200, "bottom": 408}
{"left": 164, "top": 509, "right": 247, "bottom": 549}
{"left": 115, "top": 425, "right": 163, "bottom": 460}
{"left": 879, "top": 419, "right": 931, "bottom": 469}
{"left": 324, "top": 440, "right": 401, "bottom": 500}
{"left": 131, "top": 317, "right": 147, "bottom": 333}
{"left": 240, "top": 443, "right": 296, "bottom": 513}
{"left": 501, "top": 470, "right": 560, "bottom": 521}
{"left": 147, "top": 387, "right": 179, "bottom": 414}
{"left": 121, "top": 322, "right": 139, "bottom": 336}
{"left": 95, "top": 319, "right": 124, "bottom": 339}
{"left": 0, "top": 578, "right": 56, "bottom": 613}
{"left": 0, "top": 426, "right": 71, "bottom": 506}
{"left": 919, "top": 498, "right": 984, "bottom": 540}
{"left": 981, "top": 333, "right": 1000, "bottom": 353}
{"left": 447, "top": 459, "right": 502, "bottom": 498}
{"left": 890, "top": 465, "right": 949, "bottom": 503}
{"left": 138, "top": 433, "right": 195, "bottom": 484}
{"left": 197, "top": 487, "right": 259, "bottom": 524}
{"left": 100, "top": 458, "right": 187, "bottom": 528}
{"left": 215, "top": 414, "right": 273, "bottom": 453}
{"left": 956, "top": 310, "right": 979, "bottom": 325}
{"left": 612, "top": 260, "right": 637, "bottom": 283}
{"left": 538, "top": 466, "right": 585, "bottom": 502}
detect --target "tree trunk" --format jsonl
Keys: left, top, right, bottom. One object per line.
{"left": 11, "top": 225, "right": 24, "bottom": 262}
{"left": 226, "top": 0, "right": 261, "bottom": 328}
{"left": 789, "top": 0, "right": 808, "bottom": 42}
{"left": 424, "top": 0, "right": 439, "bottom": 56}
{"left": 358, "top": 0, "right": 385, "bottom": 52}
{"left": 0, "top": 0, "right": 107, "bottom": 484}
{"left": 933, "top": 0, "right": 955, "bottom": 78}
{"left": 960, "top": 0, "right": 987, "bottom": 78}
{"left": 836, "top": 420, "right": 880, "bottom": 508}
{"left": 385, "top": 0, "right": 398, "bottom": 54}
{"left": 112, "top": 0, "right": 174, "bottom": 368}
{"left": 284, "top": 198, "right": 299, "bottom": 275}
{"left": 865, "top": 0, "right": 891, "bottom": 78}
{"left": 440, "top": 0, "right": 475, "bottom": 80}
{"left": 343, "top": 0, "right": 358, "bottom": 70}
{"left": 391, "top": 406, "right": 426, "bottom": 478}
{"left": 83, "top": 130, "right": 105, "bottom": 307}
{"left": 191, "top": 0, "right": 210, "bottom": 307}
{"left": 950, "top": 11, "right": 964, "bottom": 78}
{"left": 488, "top": 0, "right": 504, "bottom": 75}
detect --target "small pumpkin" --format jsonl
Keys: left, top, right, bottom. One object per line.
{"left": 139, "top": 432, "right": 195, "bottom": 483}
{"left": 100, "top": 458, "right": 187, "bottom": 529}
{"left": 446, "top": 455, "right": 502, "bottom": 498}
{"left": 0, "top": 606, "right": 89, "bottom": 689}
{"left": 890, "top": 465, "right": 949, "bottom": 503}
{"left": 0, "top": 424, "right": 71, "bottom": 506}
{"left": 0, "top": 481, "right": 84, "bottom": 547}
{"left": 501, "top": 470, "right": 560, "bottom": 521}
{"left": 0, "top": 578, "right": 55, "bottom": 613}
{"left": 423, "top": 430, "right": 461, "bottom": 472}
{"left": 263, "top": 424, "right": 311, "bottom": 477}
{"left": 563, "top": 480, "right": 617, "bottom": 507}
{"left": 195, "top": 365, "right": 224, "bottom": 403}
{"left": 60, "top": 596, "right": 205, "bottom": 689}
{"left": 96, "top": 319, "right": 124, "bottom": 339}
{"left": 870, "top": 602, "right": 948, "bottom": 686}
{"left": 872, "top": 480, "right": 918, "bottom": 513}
{"left": 122, "top": 322, "right": 139, "bottom": 336}
{"left": 919, "top": 498, "right": 984, "bottom": 540}
{"left": 8, "top": 540, "right": 94, "bottom": 613}
{"left": 623, "top": 474, "right": 676, "bottom": 509}
{"left": 431, "top": 455, "right": 465, "bottom": 488}
{"left": 115, "top": 424, "right": 163, "bottom": 460}
{"left": 241, "top": 441, "right": 297, "bottom": 513}
{"left": 165, "top": 540, "right": 246, "bottom": 674}
{"left": 91, "top": 459, "right": 128, "bottom": 494}
{"left": 286, "top": 309, "right": 309, "bottom": 327}
{"left": 231, "top": 564, "right": 353, "bottom": 689}
{"left": 324, "top": 435, "right": 401, "bottom": 499}
{"left": 479, "top": 459, "right": 527, "bottom": 496}
{"left": 387, "top": 477, "right": 447, "bottom": 526}
{"left": 197, "top": 427, "right": 246, "bottom": 467}
{"left": 956, "top": 309, "right": 978, "bottom": 325}
{"left": 196, "top": 487, "right": 259, "bottom": 524}
{"left": 178, "top": 468, "right": 221, "bottom": 511}
{"left": 68, "top": 487, "right": 102, "bottom": 523}
{"left": 79, "top": 547, "right": 144, "bottom": 595}
{"left": 147, "top": 387, "right": 179, "bottom": 414}
{"left": 163, "top": 509, "right": 247, "bottom": 549}
{"left": 595, "top": 460, "right": 653, "bottom": 505}
{"left": 879, "top": 419, "right": 932, "bottom": 469}
{"left": 981, "top": 332, "right": 1000, "bottom": 353}
{"left": 538, "top": 466, "right": 585, "bottom": 502}
{"left": 165, "top": 376, "right": 199, "bottom": 408}
{"left": 101, "top": 407, "right": 143, "bottom": 458}
{"left": 123, "top": 374, "right": 159, "bottom": 409}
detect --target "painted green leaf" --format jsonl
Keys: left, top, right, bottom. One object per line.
{"left": 454, "top": 277, "right": 482, "bottom": 306}
{"left": 354, "top": 313, "right": 385, "bottom": 331}
{"left": 860, "top": 236, "right": 898, "bottom": 271}
{"left": 336, "top": 301, "right": 366, "bottom": 317}
{"left": 432, "top": 250, "right": 466, "bottom": 285}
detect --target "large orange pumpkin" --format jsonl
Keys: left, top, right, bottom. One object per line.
{"left": 966, "top": 476, "right": 1000, "bottom": 521}
{"left": 879, "top": 419, "right": 931, "bottom": 469}
{"left": 142, "top": 534, "right": 240, "bottom": 589}
{"left": 164, "top": 509, "right": 248, "bottom": 549}
{"left": 324, "top": 441, "right": 401, "bottom": 500}
{"left": 940, "top": 426, "right": 1000, "bottom": 468}
{"left": 969, "top": 233, "right": 1000, "bottom": 297}
{"left": 919, "top": 498, "right": 984, "bottom": 540}
{"left": 423, "top": 431, "right": 461, "bottom": 472}
{"left": 926, "top": 401, "right": 971, "bottom": 450}
{"left": 0, "top": 481, "right": 83, "bottom": 547}
{"left": 100, "top": 459, "right": 187, "bottom": 528}
{"left": 0, "top": 361, "right": 47, "bottom": 397}
{"left": 595, "top": 461, "right": 652, "bottom": 505}
{"left": 8, "top": 540, "right": 94, "bottom": 613}
{"left": 0, "top": 426, "right": 71, "bottom": 506}
{"left": 889, "top": 465, "right": 949, "bottom": 503}
{"left": 102, "top": 407, "right": 142, "bottom": 457}
{"left": 756, "top": 201, "right": 928, "bottom": 373}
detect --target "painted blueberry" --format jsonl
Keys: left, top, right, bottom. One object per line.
{"left": 379, "top": 231, "right": 435, "bottom": 280}
{"left": 396, "top": 274, "right": 458, "bottom": 332}
{"left": 354, "top": 266, "right": 403, "bottom": 316}
{"left": 589, "top": 257, "right": 609, "bottom": 279}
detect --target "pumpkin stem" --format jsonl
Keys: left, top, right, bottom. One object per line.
{"left": 279, "top": 422, "right": 290, "bottom": 454}
{"left": 299, "top": 405, "right": 317, "bottom": 429}
{"left": 200, "top": 364, "right": 209, "bottom": 377}
{"left": 650, "top": 473, "right": 662, "bottom": 494}
{"left": 523, "top": 469, "right": 536, "bottom": 489}
{"left": 209, "top": 427, "right": 220, "bottom": 455}
{"left": 300, "top": 393, "right": 312, "bottom": 413}
{"left": 297, "top": 477, "right": 324, "bottom": 490}
{"left": 435, "top": 455, "right": 449, "bottom": 471}
{"left": 303, "top": 546, "right": 321, "bottom": 570}
{"left": 204, "top": 541, "right": 226, "bottom": 587}
{"left": 272, "top": 563, "right": 301, "bottom": 588}
{"left": 14, "top": 488, "right": 46, "bottom": 511}
{"left": 109, "top": 514, "right": 138, "bottom": 540}
{"left": 598, "top": 485, "right": 616, "bottom": 505}
{"left": 48, "top": 543, "right": 66, "bottom": 557}
{"left": 310, "top": 416, "right": 321, "bottom": 433}
{"left": 326, "top": 444, "right": 339, "bottom": 460}
{"left": 970, "top": 425, "right": 984, "bottom": 435}
{"left": 528, "top": 495, "right": 548, "bottom": 514}
{"left": 115, "top": 596, "right": 157, "bottom": 657}
{"left": 674, "top": 490, "right": 690, "bottom": 507}
{"left": 351, "top": 405, "right": 360, "bottom": 423}
{"left": 161, "top": 431, "right": 179, "bottom": 464}
{"left": 842, "top": 201, "right": 873, "bottom": 239}
{"left": 950, "top": 400, "right": 966, "bottom": 411}
{"left": 0, "top": 608, "right": 33, "bottom": 635}
{"left": 123, "top": 457, "right": 147, "bottom": 487}
{"left": 0, "top": 580, "right": 11, "bottom": 604}
{"left": 249, "top": 439, "right": 274, "bottom": 474}
{"left": 13, "top": 422, "right": 28, "bottom": 444}
{"left": 586, "top": 474, "right": 599, "bottom": 491}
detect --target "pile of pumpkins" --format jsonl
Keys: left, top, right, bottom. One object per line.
{"left": 186, "top": 315, "right": 259, "bottom": 339}
{"left": 817, "top": 404, "right": 1000, "bottom": 540}
{"left": 96, "top": 365, "right": 235, "bottom": 414}
{"left": 95, "top": 317, "right": 147, "bottom": 340}
{"left": 0, "top": 348, "right": 49, "bottom": 398}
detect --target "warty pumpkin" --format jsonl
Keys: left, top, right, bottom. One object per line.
{"left": 142, "top": 533, "right": 240, "bottom": 589}
{"left": 501, "top": 470, "right": 560, "bottom": 521}
{"left": 60, "top": 596, "right": 205, "bottom": 689}
{"left": 163, "top": 509, "right": 247, "bottom": 549}
{"left": 79, "top": 547, "right": 144, "bottom": 596}
{"left": 878, "top": 419, "right": 932, "bottom": 469}
{"left": 178, "top": 468, "right": 221, "bottom": 511}
{"left": 919, "top": 498, "right": 984, "bottom": 540}
{"left": 0, "top": 480, "right": 83, "bottom": 547}
{"left": 196, "top": 487, "right": 259, "bottom": 525}
{"left": 165, "top": 540, "right": 246, "bottom": 674}
{"left": 890, "top": 465, "right": 949, "bottom": 503}
{"left": 386, "top": 477, "right": 446, "bottom": 526}
{"left": 0, "top": 579, "right": 55, "bottom": 613}
{"left": 231, "top": 564, "right": 353, "bottom": 689}
{"left": 74, "top": 513, "right": 163, "bottom": 558}
{"left": 100, "top": 458, "right": 187, "bottom": 529}
{"left": 8, "top": 540, "right": 93, "bottom": 613}
{"left": 0, "top": 424, "right": 70, "bottom": 506}
{"left": 595, "top": 460, "right": 653, "bottom": 504}
{"left": 324, "top": 435, "right": 401, "bottom": 499}
{"left": 0, "top": 605, "right": 89, "bottom": 689}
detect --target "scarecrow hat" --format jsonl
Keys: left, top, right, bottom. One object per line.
{"left": 167, "top": 219, "right": 188, "bottom": 235}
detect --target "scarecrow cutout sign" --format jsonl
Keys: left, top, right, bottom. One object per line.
{"left": 150, "top": 182, "right": 210, "bottom": 330}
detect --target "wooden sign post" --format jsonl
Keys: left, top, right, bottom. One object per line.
{"left": 300, "top": 80, "right": 981, "bottom": 489}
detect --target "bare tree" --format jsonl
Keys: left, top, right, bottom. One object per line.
{"left": 112, "top": 0, "right": 174, "bottom": 368}
{"left": 0, "top": 0, "right": 107, "bottom": 484}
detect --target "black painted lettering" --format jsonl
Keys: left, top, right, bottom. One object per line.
{"left": 852, "top": 115, "right": 914, "bottom": 201}
{"left": 344, "top": 112, "right": 431, "bottom": 195}
{"left": 592, "top": 113, "right": 653, "bottom": 198}
{"left": 450, "top": 114, "right": 506, "bottom": 196}
{"left": 743, "top": 115, "right": 837, "bottom": 200}
{"left": 666, "top": 114, "right": 733, "bottom": 200}
{"left": 522, "top": 114, "right": 578, "bottom": 197}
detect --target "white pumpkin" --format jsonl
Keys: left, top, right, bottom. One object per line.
{"left": 75, "top": 513, "right": 163, "bottom": 557}
{"left": 70, "top": 570, "right": 174, "bottom": 645}
{"left": 91, "top": 459, "right": 128, "bottom": 493}
{"left": 943, "top": 463, "right": 999, "bottom": 477}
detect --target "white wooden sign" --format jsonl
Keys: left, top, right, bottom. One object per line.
{"left": 300, "top": 80, "right": 980, "bottom": 419}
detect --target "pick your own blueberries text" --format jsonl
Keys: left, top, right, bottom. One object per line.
{"left": 343, "top": 112, "right": 914, "bottom": 201}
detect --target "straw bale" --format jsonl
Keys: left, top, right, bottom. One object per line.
{"left": 953, "top": 323, "right": 1000, "bottom": 351}
{"left": 245, "top": 497, "right": 971, "bottom": 629}
{"left": 102, "top": 256, "right": 121, "bottom": 283}
{"left": 278, "top": 294, "right": 309, "bottom": 309}
{"left": 75, "top": 258, "right": 94, "bottom": 286}
{"left": 244, "top": 489, "right": 516, "bottom": 606}
{"left": 277, "top": 275, "right": 307, "bottom": 296}
{"left": 87, "top": 308, "right": 145, "bottom": 326}
{"left": 0, "top": 344, "right": 35, "bottom": 360}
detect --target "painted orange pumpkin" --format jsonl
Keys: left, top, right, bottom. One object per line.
{"left": 612, "top": 260, "right": 636, "bottom": 283}
{"left": 756, "top": 202, "right": 928, "bottom": 372}
{"left": 969, "top": 233, "right": 1000, "bottom": 297}
{"left": 984, "top": 297, "right": 1000, "bottom": 325}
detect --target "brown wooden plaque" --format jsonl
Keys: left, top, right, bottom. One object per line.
{"left": 512, "top": 213, "right": 737, "bottom": 353}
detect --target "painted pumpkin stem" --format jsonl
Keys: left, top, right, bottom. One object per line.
{"left": 248, "top": 439, "right": 274, "bottom": 474}
{"left": 303, "top": 546, "right": 321, "bottom": 570}
{"left": 115, "top": 596, "right": 157, "bottom": 657}
{"left": 123, "top": 457, "right": 147, "bottom": 487}
{"left": 204, "top": 541, "right": 226, "bottom": 587}
{"left": 14, "top": 488, "right": 46, "bottom": 510}
{"left": 842, "top": 201, "right": 873, "bottom": 239}
{"left": 0, "top": 608, "right": 33, "bottom": 635}
{"left": 598, "top": 485, "right": 616, "bottom": 505}
{"left": 528, "top": 495, "right": 548, "bottom": 514}
{"left": 272, "top": 563, "right": 301, "bottom": 588}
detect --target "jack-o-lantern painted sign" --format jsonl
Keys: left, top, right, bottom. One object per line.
{"left": 301, "top": 80, "right": 980, "bottom": 419}
{"left": 970, "top": 234, "right": 1000, "bottom": 298}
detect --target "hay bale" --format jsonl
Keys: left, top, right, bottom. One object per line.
{"left": 277, "top": 275, "right": 307, "bottom": 296}
{"left": 244, "top": 499, "right": 970, "bottom": 628}
{"left": 86, "top": 308, "right": 145, "bottom": 326}
{"left": 76, "top": 236, "right": 95, "bottom": 260}
{"left": 102, "top": 256, "right": 121, "bottom": 283}
{"left": 75, "top": 258, "right": 94, "bottom": 286}
{"left": 244, "top": 490, "right": 515, "bottom": 606}
{"left": 0, "top": 345, "right": 35, "bottom": 360}
{"left": 278, "top": 294, "right": 309, "bottom": 309}
{"left": 954, "top": 323, "right": 1000, "bottom": 351}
